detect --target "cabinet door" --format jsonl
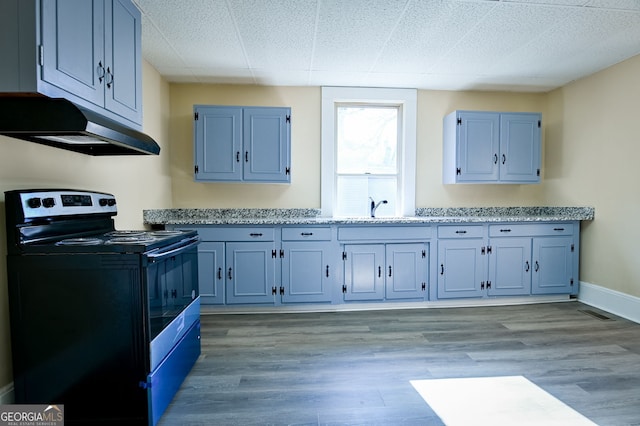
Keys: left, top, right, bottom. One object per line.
{"left": 104, "top": 0, "right": 142, "bottom": 124}
{"left": 41, "top": 0, "right": 105, "bottom": 106}
{"left": 197, "top": 242, "right": 225, "bottom": 305}
{"left": 437, "top": 239, "right": 485, "bottom": 299}
{"left": 532, "top": 237, "right": 573, "bottom": 294}
{"left": 499, "top": 113, "right": 541, "bottom": 182}
{"left": 281, "top": 241, "right": 333, "bottom": 303}
{"left": 343, "top": 244, "right": 385, "bottom": 301}
{"left": 225, "top": 242, "right": 275, "bottom": 304}
{"left": 385, "top": 243, "right": 428, "bottom": 300}
{"left": 458, "top": 112, "right": 500, "bottom": 182}
{"left": 194, "top": 106, "right": 243, "bottom": 181}
{"left": 243, "top": 107, "right": 291, "bottom": 182}
{"left": 488, "top": 238, "right": 532, "bottom": 296}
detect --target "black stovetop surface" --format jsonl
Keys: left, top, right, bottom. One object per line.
{"left": 16, "top": 229, "right": 198, "bottom": 254}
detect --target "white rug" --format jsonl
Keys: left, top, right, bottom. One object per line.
{"left": 411, "top": 376, "right": 597, "bottom": 426}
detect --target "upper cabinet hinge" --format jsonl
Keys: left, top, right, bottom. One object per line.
{"left": 286, "top": 167, "right": 290, "bottom": 175}
{"left": 194, "top": 112, "right": 199, "bottom": 120}
{"left": 422, "top": 250, "right": 426, "bottom": 258}
{"left": 194, "top": 165, "right": 199, "bottom": 174}
{"left": 272, "top": 250, "right": 277, "bottom": 258}
{"left": 286, "top": 115, "right": 291, "bottom": 123}
{"left": 457, "top": 118, "right": 462, "bottom": 125}
{"left": 487, "top": 246, "right": 492, "bottom": 254}
{"left": 342, "top": 252, "right": 347, "bottom": 261}
{"left": 538, "top": 120, "right": 541, "bottom": 128}
{"left": 537, "top": 169, "right": 540, "bottom": 176}
{"left": 571, "top": 243, "right": 575, "bottom": 252}
{"left": 456, "top": 167, "right": 461, "bottom": 175}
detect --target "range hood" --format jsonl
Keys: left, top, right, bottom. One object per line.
{"left": 0, "top": 97, "right": 160, "bottom": 155}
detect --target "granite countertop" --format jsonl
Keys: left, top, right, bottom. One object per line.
{"left": 143, "top": 206, "right": 595, "bottom": 226}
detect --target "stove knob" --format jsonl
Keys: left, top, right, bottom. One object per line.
{"left": 107, "top": 199, "right": 116, "bottom": 206}
{"left": 42, "top": 197, "right": 56, "bottom": 208}
{"left": 99, "top": 198, "right": 109, "bottom": 206}
{"left": 27, "top": 197, "right": 41, "bottom": 208}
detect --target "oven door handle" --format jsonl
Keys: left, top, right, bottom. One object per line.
{"left": 146, "top": 236, "right": 200, "bottom": 261}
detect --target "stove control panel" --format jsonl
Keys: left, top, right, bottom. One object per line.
{"left": 18, "top": 190, "right": 117, "bottom": 220}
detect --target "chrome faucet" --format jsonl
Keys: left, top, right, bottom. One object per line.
{"left": 369, "top": 197, "right": 388, "bottom": 218}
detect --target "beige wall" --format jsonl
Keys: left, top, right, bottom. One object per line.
{"left": 170, "top": 84, "right": 550, "bottom": 209}
{"left": 545, "top": 54, "right": 640, "bottom": 297}
{"left": 0, "top": 61, "right": 173, "bottom": 393}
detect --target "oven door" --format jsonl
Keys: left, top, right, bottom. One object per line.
{"left": 146, "top": 237, "right": 200, "bottom": 367}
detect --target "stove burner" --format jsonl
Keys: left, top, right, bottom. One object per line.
{"left": 56, "top": 237, "right": 104, "bottom": 246}
{"left": 149, "top": 230, "right": 184, "bottom": 237}
{"left": 106, "top": 231, "right": 147, "bottom": 237}
{"left": 105, "top": 235, "right": 158, "bottom": 244}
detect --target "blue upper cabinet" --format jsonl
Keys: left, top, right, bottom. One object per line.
{"left": 443, "top": 110, "right": 541, "bottom": 184}
{"left": 0, "top": 0, "right": 143, "bottom": 128}
{"left": 194, "top": 105, "right": 291, "bottom": 183}
{"left": 103, "top": 0, "right": 143, "bottom": 125}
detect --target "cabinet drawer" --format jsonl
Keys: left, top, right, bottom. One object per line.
{"left": 437, "top": 225, "right": 484, "bottom": 238}
{"left": 338, "top": 226, "right": 431, "bottom": 241}
{"left": 183, "top": 227, "right": 275, "bottom": 242}
{"left": 489, "top": 223, "right": 573, "bottom": 237}
{"left": 282, "top": 227, "right": 332, "bottom": 241}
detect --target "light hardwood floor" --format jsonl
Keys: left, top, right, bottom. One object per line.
{"left": 158, "top": 301, "right": 640, "bottom": 425}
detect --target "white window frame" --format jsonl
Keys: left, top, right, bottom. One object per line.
{"left": 321, "top": 87, "right": 417, "bottom": 217}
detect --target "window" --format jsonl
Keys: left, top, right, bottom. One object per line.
{"left": 335, "top": 105, "right": 399, "bottom": 217}
{"left": 321, "top": 87, "right": 417, "bottom": 217}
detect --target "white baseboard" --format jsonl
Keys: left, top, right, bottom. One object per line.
{"left": 0, "top": 382, "right": 14, "bottom": 404}
{"left": 578, "top": 281, "right": 640, "bottom": 324}
{"left": 200, "top": 295, "right": 571, "bottom": 315}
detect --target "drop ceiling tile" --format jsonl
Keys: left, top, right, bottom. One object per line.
{"left": 373, "top": 0, "right": 495, "bottom": 74}
{"left": 134, "top": 0, "right": 640, "bottom": 91}
{"left": 135, "top": 0, "right": 247, "bottom": 68}
{"left": 311, "top": 0, "right": 408, "bottom": 71}
{"left": 427, "top": 2, "right": 567, "bottom": 75}
{"left": 228, "top": 0, "right": 317, "bottom": 71}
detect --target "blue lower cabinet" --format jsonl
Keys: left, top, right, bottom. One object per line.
{"left": 343, "top": 243, "right": 429, "bottom": 302}
{"left": 437, "top": 239, "right": 486, "bottom": 299}
{"left": 281, "top": 241, "right": 334, "bottom": 303}
{"left": 343, "top": 244, "right": 386, "bottom": 301}
{"left": 385, "top": 243, "right": 429, "bottom": 300}
{"left": 532, "top": 236, "right": 574, "bottom": 294}
{"left": 225, "top": 241, "right": 276, "bottom": 304}
{"left": 197, "top": 242, "right": 225, "bottom": 304}
{"left": 488, "top": 237, "right": 532, "bottom": 296}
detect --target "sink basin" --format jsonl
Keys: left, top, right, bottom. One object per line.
{"left": 331, "top": 216, "right": 426, "bottom": 223}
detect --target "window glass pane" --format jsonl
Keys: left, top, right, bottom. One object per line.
{"left": 336, "top": 175, "right": 397, "bottom": 217}
{"left": 336, "top": 106, "right": 398, "bottom": 174}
